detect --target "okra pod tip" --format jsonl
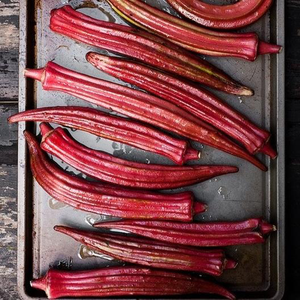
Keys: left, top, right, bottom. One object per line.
{"left": 258, "top": 41, "right": 282, "bottom": 55}
{"left": 30, "top": 276, "right": 46, "bottom": 292}
{"left": 260, "top": 220, "right": 277, "bottom": 235}
{"left": 24, "top": 68, "right": 45, "bottom": 82}
{"left": 194, "top": 201, "right": 208, "bottom": 214}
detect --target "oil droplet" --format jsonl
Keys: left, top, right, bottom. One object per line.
{"left": 161, "top": 6, "right": 172, "bottom": 14}
{"left": 238, "top": 97, "right": 243, "bottom": 103}
{"left": 49, "top": 198, "right": 67, "bottom": 210}
{"left": 85, "top": 215, "right": 96, "bottom": 226}
{"left": 110, "top": 228, "right": 129, "bottom": 234}
{"left": 77, "top": 1, "right": 98, "bottom": 9}
{"left": 97, "top": 5, "right": 117, "bottom": 23}
{"left": 209, "top": 178, "right": 218, "bottom": 183}
{"left": 217, "top": 186, "right": 231, "bottom": 200}
{"left": 125, "top": 145, "right": 133, "bottom": 155}
{"left": 85, "top": 214, "right": 113, "bottom": 226}
{"left": 78, "top": 245, "right": 114, "bottom": 260}
{"left": 112, "top": 142, "right": 121, "bottom": 150}
{"left": 55, "top": 45, "right": 70, "bottom": 52}
{"left": 145, "top": 159, "right": 151, "bottom": 164}
{"left": 53, "top": 257, "right": 73, "bottom": 270}
{"left": 112, "top": 142, "right": 126, "bottom": 157}
{"left": 80, "top": 1, "right": 116, "bottom": 22}
{"left": 217, "top": 186, "right": 226, "bottom": 199}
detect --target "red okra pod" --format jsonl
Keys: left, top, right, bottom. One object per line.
{"left": 40, "top": 123, "right": 238, "bottom": 189}
{"left": 87, "top": 52, "right": 277, "bottom": 158}
{"left": 8, "top": 106, "right": 200, "bottom": 165}
{"left": 54, "top": 225, "right": 235, "bottom": 276}
{"left": 166, "top": 0, "right": 273, "bottom": 30}
{"left": 94, "top": 218, "right": 276, "bottom": 234}
{"left": 94, "top": 219, "right": 275, "bottom": 246}
{"left": 24, "top": 130, "right": 205, "bottom": 221}
{"left": 107, "top": 0, "right": 281, "bottom": 61}
{"left": 24, "top": 61, "right": 267, "bottom": 171}
{"left": 50, "top": 5, "right": 252, "bottom": 96}
{"left": 82, "top": 233, "right": 228, "bottom": 259}
{"left": 31, "top": 267, "right": 235, "bottom": 299}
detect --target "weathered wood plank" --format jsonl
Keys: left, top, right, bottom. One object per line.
{"left": 285, "top": 1, "right": 300, "bottom": 298}
{"left": 0, "top": 104, "right": 18, "bottom": 147}
{"left": 0, "top": 277, "right": 18, "bottom": 300}
{"left": 0, "top": 50, "right": 19, "bottom": 101}
{"left": 0, "top": 101, "right": 18, "bottom": 299}
{"left": 0, "top": 104, "right": 18, "bottom": 165}
{"left": 0, "top": 0, "right": 19, "bottom": 102}
{"left": 287, "top": 0, "right": 300, "bottom": 8}
{"left": 285, "top": 0, "right": 300, "bottom": 101}
{"left": 287, "top": 100, "right": 300, "bottom": 124}
{"left": 0, "top": 22, "right": 18, "bottom": 50}
{"left": 0, "top": 164, "right": 18, "bottom": 299}
{"left": 0, "top": 0, "right": 19, "bottom": 16}
{"left": 287, "top": 124, "right": 300, "bottom": 163}
{"left": 286, "top": 77, "right": 300, "bottom": 100}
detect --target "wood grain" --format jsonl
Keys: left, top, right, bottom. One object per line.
{"left": 0, "top": 164, "right": 18, "bottom": 299}
{"left": 0, "top": 0, "right": 19, "bottom": 102}
{"left": 0, "top": 105, "right": 18, "bottom": 164}
{"left": 285, "top": 1, "right": 300, "bottom": 298}
{"left": 0, "top": 2, "right": 19, "bottom": 298}
{"left": 0, "top": 104, "right": 18, "bottom": 298}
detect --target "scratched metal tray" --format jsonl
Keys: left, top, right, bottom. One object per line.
{"left": 17, "top": 0, "right": 285, "bottom": 299}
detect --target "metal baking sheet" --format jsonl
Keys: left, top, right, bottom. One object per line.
{"left": 17, "top": 0, "right": 285, "bottom": 299}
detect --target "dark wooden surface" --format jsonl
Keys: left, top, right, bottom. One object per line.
{"left": 0, "top": 1, "right": 298, "bottom": 299}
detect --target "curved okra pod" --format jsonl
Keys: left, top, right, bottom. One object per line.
{"left": 31, "top": 267, "right": 236, "bottom": 299}
{"left": 107, "top": 0, "right": 281, "bottom": 60}
{"left": 8, "top": 106, "right": 200, "bottom": 165}
{"left": 93, "top": 219, "right": 275, "bottom": 246}
{"left": 166, "top": 0, "right": 273, "bottom": 30}
{"left": 87, "top": 52, "right": 277, "bottom": 158}
{"left": 40, "top": 123, "right": 238, "bottom": 189}
{"left": 24, "top": 130, "right": 206, "bottom": 221}
{"left": 50, "top": 5, "right": 252, "bottom": 95}
{"left": 24, "top": 61, "right": 267, "bottom": 171}
{"left": 54, "top": 225, "right": 237, "bottom": 276}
